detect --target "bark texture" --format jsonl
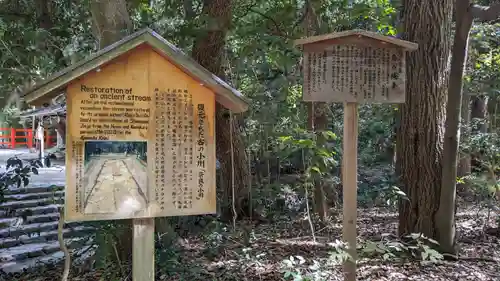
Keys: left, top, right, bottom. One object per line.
{"left": 457, "top": 93, "right": 471, "bottom": 192}
{"left": 396, "top": 0, "right": 453, "bottom": 238}
{"left": 471, "top": 95, "right": 488, "bottom": 133}
{"left": 191, "top": 0, "right": 251, "bottom": 220}
{"left": 436, "top": 0, "right": 473, "bottom": 254}
{"left": 90, "top": 0, "right": 133, "bottom": 49}
{"left": 89, "top": 0, "right": 133, "bottom": 264}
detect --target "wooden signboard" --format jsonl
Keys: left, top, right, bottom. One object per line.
{"left": 295, "top": 30, "right": 418, "bottom": 281}
{"left": 21, "top": 28, "right": 249, "bottom": 281}
{"left": 65, "top": 45, "right": 216, "bottom": 221}
{"left": 303, "top": 45, "right": 406, "bottom": 103}
{"left": 296, "top": 30, "right": 417, "bottom": 103}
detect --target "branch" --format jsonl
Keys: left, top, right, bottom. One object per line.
{"left": 250, "top": 8, "right": 288, "bottom": 38}
{"left": 471, "top": 2, "right": 500, "bottom": 22}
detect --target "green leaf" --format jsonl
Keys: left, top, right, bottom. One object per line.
{"left": 309, "top": 166, "right": 322, "bottom": 175}
{"left": 297, "top": 139, "right": 314, "bottom": 147}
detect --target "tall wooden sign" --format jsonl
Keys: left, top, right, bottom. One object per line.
{"left": 295, "top": 30, "right": 418, "bottom": 281}
{"left": 21, "top": 28, "right": 249, "bottom": 281}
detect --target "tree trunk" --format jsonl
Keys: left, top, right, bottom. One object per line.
{"left": 396, "top": 0, "right": 453, "bottom": 238}
{"left": 89, "top": 0, "right": 133, "bottom": 264}
{"left": 471, "top": 95, "right": 488, "bottom": 133}
{"left": 303, "top": 0, "right": 329, "bottom": 221}
{"left": 90, "top": 0, "right": 132, "bottom": 49}
{"left": 487, "top": 95, "right": 498, "bottom": 130}
{"left": 470, "top": 94, "right": 488, "bottom": 172}
{"left": 457, "top": 93, "right": 471, "bottom": 193}
{"left": 436, "top": 0, "right": 473, "bottom": 255}
{"left": 191, "top": 0, "right": 251, "bottom": 221}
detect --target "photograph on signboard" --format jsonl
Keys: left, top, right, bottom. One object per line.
{"left": 82, "top": 140, "right": 148, "bottom": 216}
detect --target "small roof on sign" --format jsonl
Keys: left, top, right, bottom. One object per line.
{"left": 22, "top": 28, "right": 250, "bottom": 113}
{"left": 294, "top": 29, "right": 418, "bottom": 51}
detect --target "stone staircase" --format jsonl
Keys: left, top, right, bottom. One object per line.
{"left": 0, "top": 185, "right": 94, "bottom": 274}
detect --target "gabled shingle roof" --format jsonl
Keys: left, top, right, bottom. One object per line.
{"left": 22, "top": 28, "right": 249, "bottom": 113}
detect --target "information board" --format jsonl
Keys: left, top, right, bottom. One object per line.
{"left": 302, "top": 44, "right": 406, "bottom": 103}
{"left": 65, "top": 46, "right": 216, "bottom": 222}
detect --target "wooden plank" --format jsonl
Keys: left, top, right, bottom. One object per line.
{"left": 294, "top": 29, "right": 418, "bottom": 50}
{"left": 65, "top": 46, "right": 151, "bottom": 222}
{"left": 148, "top": 49, "right": 217, "bottom": 218}
{"left": 132, "top": 218, "right": 155, "bottom": 281}
{"left": 342, "top": 102, "right": 358, "bottom": 281}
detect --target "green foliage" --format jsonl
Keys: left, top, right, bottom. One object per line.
{"left": 0, "top": 106, "right": 21, "bottom": 127}
{"left": 281, "top": 240, "right": 352, "bottom": 281}
{"left": 0, "top": 157, "right": 41, "bottom": 202}
{"left": 359, "top": 184, "right": 409, "bottom": 208}
{"left": 361, "top": 233, "right": 443, "bottom": 263}
{"left": 279, "top": 130, "right": 338, "bottom": 177}
{"left": 0, "top": 1, "right": 94, "bottom": 99}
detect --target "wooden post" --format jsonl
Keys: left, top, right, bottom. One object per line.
{"left": 132, "top": 218, "right": 155, "bottom": 281}
{"left": 10, "top": 128, "right": 16, "bottom": 149}
{"left": 31, "top": 107, "right": 36, "bottom": 153}
{"left": 45, "top": 130, "right": 52, "bottom": 148}
{"left": 342, "top": 102, "right": 358, "bottom": 281}
{"left": 40, "top": 121, "right": 45, "bottom": 167}
{"left": 27, "top": 129, "right": 33, "bottom": 149}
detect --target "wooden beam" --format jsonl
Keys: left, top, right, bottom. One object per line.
{"left": 132, "top": 218, "right": 155, "bottom": 281}
{"left": 342, "top": 102, "right": 358, "bottom": 281}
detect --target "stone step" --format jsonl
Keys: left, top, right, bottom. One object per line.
{"left": 0, "top": 245, "right": 93, "bottom": 274}
{"left": 0, "top": 221, "right": 81, "bottom": 239}
{"left": 0, "top": 198, "right": 64, "bottom": 210}
{"left": 4, "top": 185, "right": 64, "bottom": 195}
{"left": 0, "top": 204, "right": 62, "bottom": 218}
{"left": 0, "top": 225, "right": 93, "bottom": 249}
{"left": 0, "top": 241, "right": 63, "bottom": 263}
{"left": 0, "top": 237, "right": 88, "bottom": 263}
{"left": 3, "top": 191, "right": 64, "bottom": 201}
{"left": 0, "top": 212, "right": 61, "bottom": 226}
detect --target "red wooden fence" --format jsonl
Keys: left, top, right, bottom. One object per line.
{"left": 0, "top": 128, "right": 57, "bottom": 149}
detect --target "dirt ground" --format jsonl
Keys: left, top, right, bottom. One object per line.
{"left": 3, "top": 204, "right": 499, "bottom": 281}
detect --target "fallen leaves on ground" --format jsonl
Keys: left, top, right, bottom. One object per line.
{"left": 3, "top": 204, "right": 499, "bottom": 281}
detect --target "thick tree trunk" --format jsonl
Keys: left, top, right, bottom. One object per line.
{"left": 191, "top": 0, "right": 251, "bottom": 220}
{"left": 436, "top": 0, "right": 473, "bottom": 255}
{"left": 89, "top": 0, "right": 133, "bottom": 264}
{"left": 396, "top": 0, "right": 453, "bottom": 238}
